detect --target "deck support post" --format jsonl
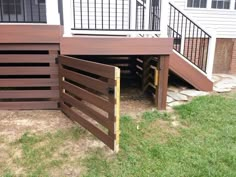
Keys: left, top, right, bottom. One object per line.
{"left": 155, "top": 55, "right": 169, "bottom": 110}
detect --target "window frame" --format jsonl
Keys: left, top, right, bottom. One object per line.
{"left": 211, "top": 0, "right": 231, "bottom": 9}
{"left": 187, "top": 0, "right": 208, "bottom": 8}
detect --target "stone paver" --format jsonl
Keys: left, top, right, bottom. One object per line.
{"left": 168, "top": 101, "right": 185, "bottom": 107}
{"left": 167, "top": 92, "right": 188, "bottom": 101}
{"left": 167, "top": 96, "right": 174, "bottom": 103}
{"left": 180, "top": 90, "right": 209, "bottom": 97}
{"left": 167, "top": 74, "right": 236, "bottom": 108}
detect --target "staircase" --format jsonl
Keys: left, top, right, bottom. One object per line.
{"left": 168, "top": 3, "right": 214, "bottom": 91}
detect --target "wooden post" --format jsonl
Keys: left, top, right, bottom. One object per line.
{"left": 114, "top": 67, "right": 120, "bottom": 152}
{"left": 155, "top": 55, "right": 169, "bottom": 110}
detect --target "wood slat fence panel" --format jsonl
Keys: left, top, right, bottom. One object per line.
{"left": 0, "top": 50, "right": 59, "bottom": 110}
{"left": 59, "top": 56, "right": 120, "bottom": 152}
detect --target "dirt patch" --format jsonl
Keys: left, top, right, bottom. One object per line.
{"left": 0, "top": 110, "right": 73, "bottom": 142}
{"left": 120, "top": 87, "right": 156, "bottom": 118}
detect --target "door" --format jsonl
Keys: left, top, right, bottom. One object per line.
{"left": 58, "top": 56, "right": 120, "bottom": 152}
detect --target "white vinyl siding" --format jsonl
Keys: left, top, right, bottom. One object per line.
{"left": 170, "top": 0, "right": 236, "bottom": 38}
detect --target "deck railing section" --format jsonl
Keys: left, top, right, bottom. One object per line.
{"left": 168, "top": 3, "right": 211, "bottom": 72}
{"left": 0, "top": 0, "right": 47, "bottom": 23}
{"left": 71, "top": 0, "right": 161, "bottom": 31}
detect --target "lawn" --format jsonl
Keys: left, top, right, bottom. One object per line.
{"left": 1, "top": 93, "right": 236, "bottom": 177}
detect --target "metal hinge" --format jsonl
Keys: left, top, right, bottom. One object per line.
{"left": 108, "top": 88, "right": 115, "bottom": 95}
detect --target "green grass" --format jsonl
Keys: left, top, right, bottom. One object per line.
{"left": 83, "top": 94, "right": 236, "bottom": 177}
{"left": 1, "top": 94, "right": 236, "bottom": 177}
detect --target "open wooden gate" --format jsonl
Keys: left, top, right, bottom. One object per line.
{"left": 58, "top": 56, "right": 120, "bottom": 152}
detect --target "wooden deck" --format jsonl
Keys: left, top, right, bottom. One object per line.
{"left": 0, "top": 24, "right": 172, "bottom": 110}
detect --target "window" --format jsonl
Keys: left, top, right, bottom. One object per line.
{"left": 211, "top": 0, "right": 230, "bottom": 9}
{"left": 2, "top": 0, "right": 22, "bottom": 15}
{"left": 35, "top": 0, "right": 46, "bottom": 5}
{"left": 187, "top": 0, "right": 207, "bottom": 8}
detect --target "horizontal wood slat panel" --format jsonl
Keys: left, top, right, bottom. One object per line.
{"left": 0, "top": 67, "right": 58, "bottom": 75}
{"left": 61, "top": 102, "right": 115, "bottom": 150}
{"left": 62, "top": 68, "right": 111, "bottom": 95}
{"left": 0, "top": 90, "right": 59, "bottom": 99}
{"left": 0, "top": 55, "right": 56, "bottom": 63}
{"left": 0, "top": 44, "right": 60, "bottom": 51}
{"left": 61, "top": 81, "right": 114, "bottom": 114}
{"left": 0, "top": 79, "right": 59, "bottom": 87}
{"left": 0, "top": 101, "right": 58, "bottom": 110}
{"left": 61, "top": 92, "right": 114, "bottom": 131}
{"left": 59, "top": 56, "right": 116, "bottom": 79}
{"left": 0, "top": 25, "right": 61, "bottom": 43}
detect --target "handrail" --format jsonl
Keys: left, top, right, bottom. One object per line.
{"left": 168, "top": 3, "right": 211, "bottom": 72}
{"left": 169, "top": 3, "right": 211, "bottom": 38}
{"left": 71, "top": 0, "right": 161, "bottom": 32}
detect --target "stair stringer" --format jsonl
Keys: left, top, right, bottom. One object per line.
{"left": 169, "top": 51, "right": 213, "bottom": 91}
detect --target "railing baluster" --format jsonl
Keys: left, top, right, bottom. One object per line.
{"left": 184, "top": 17, "right": 187, "bottom": 56}
{"left": 190, "top": 24, "right": 195, "bottom": 63}
{"left": 122, "top": 0, "right": 124, "bottom": 29}
{"left": 95, "top": 0, "right": 97, "bottom": 29}
{"left": 73, "top": 0, "right": 76, "bottom": 29}
{"left": 201, "top": 33, "right": 206, "bottom": 70}
{"left": 87, "top": 0, "right": 90, "bottom": 29}
{"left": 80, "top": 0, "right": 83, "bottom": 29}
{"left": 195, "top": 28, "right": 199, "bottom": 65}
{"left": 14, "top": 0, "right": 17, "bottom": 22}
{"left": 101, "top": 0, "right": 103, "bottom": 29}
{"left": 38, "top": 0, "right": 41, "bottom": 22}
{"left": 187, "top": 21, "right": 191, "bottom": 59}
{"left": 7, "top": 0, "right": 11, "bottom": 21}
{"left": 0, "top": 0, "right": 3, "bottom": 21}
{"left": 129, "top": 0, "right": 131, "bottom": 30}
{"left": 198, "top": 31, "right": 203, "bottom": 68}
{"left": 115, "top": 0, "right": 117, "bottom": 29}
{"left": 173, "top": 8, "right": 176, "bottom": 38}
{"left": 108, "top": 0, "right": 110, "bottom": 29}
{"left": 30, "top": 0, "right": 33, "bottom": 22}
{"left": 142, "top": 0, "right": 145, "bottom": 30}
{"left": 204, "top": 34, "right": 209, "bottom": 71}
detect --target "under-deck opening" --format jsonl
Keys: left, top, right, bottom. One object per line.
{"left": 69, "top": 55, "right": 160, "bottom": 113}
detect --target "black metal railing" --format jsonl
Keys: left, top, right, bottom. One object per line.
{"left": 72, "top": 0, "right": 161, "bottom": 31}
{"left": 0, "top": 0, "right": 47, "bottom": 23}
{"left": 168, "top": 3, "right": 211, "bottom": 72}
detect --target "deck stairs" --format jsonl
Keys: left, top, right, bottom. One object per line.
{"left": 168, "top": 3, "right": 213, "bottom": 91}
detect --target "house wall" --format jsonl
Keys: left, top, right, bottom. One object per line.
{"left": 170, "top": 0, "right": 236, "bottom": 38}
